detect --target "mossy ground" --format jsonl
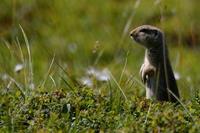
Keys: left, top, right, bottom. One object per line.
{"left": 0, "top": 0, "right": 200, "bottom": 132}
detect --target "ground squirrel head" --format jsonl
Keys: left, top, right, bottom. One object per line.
{"left": 130, "top": 25, "right": 164, "bottom": 49}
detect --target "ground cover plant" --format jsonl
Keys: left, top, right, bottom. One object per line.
{"left": 0, "top": 0, "right": 200, "bottom": 132}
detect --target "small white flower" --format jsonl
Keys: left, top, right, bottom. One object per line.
{"left": 86, "top": 67, "right": 110, "bottom": 82}
{"left": 174, "top": 71, "right": 181, "bottom": 80}
{"left": 80, "top": 77, "right": 93, "bottom": 87}
{"left": 96, "top": 68, "right": 110, "bottom": 81}
{"left": 14, "top": 64, "right": 24, "bottom": 73}
{"left": 86, "top": 67, "right": 97, "bottom": 76}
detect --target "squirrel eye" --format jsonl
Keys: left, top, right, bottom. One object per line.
{"left": 140, "top": 29, "right": 149, "bottom": 33}
{"left": 140, "top": 29, "right": 151, "bottom": 34}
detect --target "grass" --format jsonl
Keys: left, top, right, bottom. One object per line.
{"left": 0, "top": 0, "right": 200, "bottom": 132}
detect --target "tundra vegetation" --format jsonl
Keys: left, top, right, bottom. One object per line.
{"left": 0, "top": 0, "right": 199, "bottom": 132}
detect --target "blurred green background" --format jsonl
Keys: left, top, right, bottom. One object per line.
{"left": 0, "top": 0, "right": 200, "bottom": 132}
{"left": 0, "top": 0, "right": 200, "bottom": 99}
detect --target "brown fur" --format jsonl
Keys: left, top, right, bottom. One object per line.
{"left": 130, "top": 25, "right": 180, "bottom": 102}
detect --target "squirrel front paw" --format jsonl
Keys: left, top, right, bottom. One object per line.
{"left": 140, "top": 64, "right": 156, "bottom": 83}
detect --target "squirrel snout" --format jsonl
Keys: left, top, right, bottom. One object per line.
{"left": 130, "top": 31, "right": 135, "bottom": 37}
{"left": 130, "top": 29, "right": 137, "bottom": 39}
{"left": 130, "top": 31, "right": 138, "bottom": 40}
{"left": 130, "top": 32, "right": 134, "bottom": 37}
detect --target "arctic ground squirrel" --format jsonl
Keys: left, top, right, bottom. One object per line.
{"left": 130, "top": 25, "right": 180, "bottom": 102}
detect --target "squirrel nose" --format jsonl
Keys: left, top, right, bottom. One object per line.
{"left": 130, "top": 33, "right": 134, "bottom": 37}
{"left": 130, "top": 30, "right": 136, "bottom": 38}
{"left": 130, "top": 32, "right": 137, "bottom": 40}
